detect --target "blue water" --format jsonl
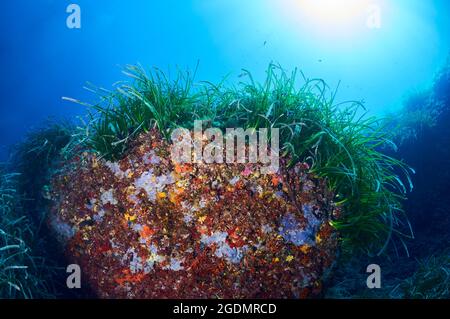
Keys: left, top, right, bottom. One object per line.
{"left": 1, "top": 0, "right": 450, "bottom": 160}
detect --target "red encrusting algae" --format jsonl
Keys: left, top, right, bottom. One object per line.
{"left": 48, "top": 130, "right": 340, "bottom": 298}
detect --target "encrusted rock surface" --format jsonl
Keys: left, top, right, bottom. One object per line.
{"left": 48, "top": 130, "right": 340, "bottom": 298}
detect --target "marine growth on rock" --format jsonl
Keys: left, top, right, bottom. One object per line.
{"left": 48, "top": 130, "right": 340, "bottom": 298}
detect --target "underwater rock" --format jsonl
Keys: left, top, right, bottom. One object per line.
{"left": 48, "top": 130, "right": 339, "bottom": 298}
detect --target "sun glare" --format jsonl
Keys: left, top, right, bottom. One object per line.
{"left": 278, "top": 0, "right": 378, "bottom": 39}
{"left": 298, "top": 0, "right": 369, "bottom": 23}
